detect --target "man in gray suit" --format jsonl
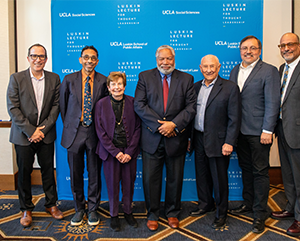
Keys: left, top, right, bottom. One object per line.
{"left": 7, "top": 44, "right": 63, "bottom": 227}
{"left": 228, "top": 36, "right": 281, "bottom": 233}
{"left": 270, "top": 33, "right": 300, "bottom": 237}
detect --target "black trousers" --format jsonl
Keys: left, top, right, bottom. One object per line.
{"left": 67, "top": 125, "right": 102, "bottom": 212}
{"left": 15, "top": 141, "right": 57, "bottom": 211}
{"left": 142, "top": 137, "right": 185, "bottom": 221}
{"left": 194, "top": 130, "right": 229, "bottom": 218}
{"left": 236, "top": 132, "right": 271, "bottom": 220}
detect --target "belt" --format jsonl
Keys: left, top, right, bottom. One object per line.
{"left": 80, "top": 121, "right": 91, "bottom": 128}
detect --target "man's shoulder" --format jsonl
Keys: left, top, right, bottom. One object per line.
{"left": 173, "top": 69, "right": 193, "bottom": 78}
{"left": 95, "top": 71, "right": 107, "bottom": 80}
{"left": 258, "top": 60, "right": 278, "bottom": 72}
{"left": 11, "top": 69, "right": 29, "bottom": 79}
{"left": 64, "top": 71, "right": 80, "bottom": 79}
{"left": 139, "top": 68, "right": 157, "bottom": 76}
{"left": 44, "top": 70, "right": 60, "bottom": 79}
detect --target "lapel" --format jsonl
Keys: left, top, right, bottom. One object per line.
{"left": 41, "top": 71, "right": 50, "bottom": 112}
{"left": 166, "top": 69, "right": 180, "bottom": 113}
{"left": 153, "top": 69, "right": 164, "bottom": 114}
{"left": 74, "top": 71, "right": 83, "bottom": 108}
{"left": 241, "top": 59, "right": 263, "bottom": 92}
{"left": 283, "top": 61, "right": 300, "bottom": 103}
{"left": 25, "top": 68, "right": 37, "bottom": 108}
{"left": 92, "top": 71, "right": 101, "bottom": 110}
{"left": 206, "top": 76, "right": 222, "bottom": 108}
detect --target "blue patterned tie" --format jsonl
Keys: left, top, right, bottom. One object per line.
{"left": 280, "top": 65, "right": 289, "bottom": 118}
{"left": 83, "top": 76, "right": 92, "bottom": 126}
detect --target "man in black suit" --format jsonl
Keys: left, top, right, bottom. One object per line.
{"left": 60, "top": 46, "right": 107, "bottom": 226}
{"left": 7, "top": 43, "right": 63, "bottom": 227}
{"left": 270, "top": 33, "right": 300, "bottom": 237}
{"left": 134, "top": 45, "right": 196, "bottom": 231}
{"left": 189, "top": 55, "right": 241, "bottom": 229}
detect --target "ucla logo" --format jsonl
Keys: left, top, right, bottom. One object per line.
{"left": 162, "top": 10, "right": 175, "bottom": 15}
{"left": 110, "top": 42, "right": 123, "bottom": 46}
{"left": 59, "top": 12, "right": 71, "bottom": 17}
{"left": 215, "top": 41, "right": 227, "bottom": 45}
{"left": 62, "top": 69, "right": 75, "bottom": 74}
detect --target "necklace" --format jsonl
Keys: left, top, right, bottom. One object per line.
{"left": 111, "top": 98, "right": 125, "bottom": 125}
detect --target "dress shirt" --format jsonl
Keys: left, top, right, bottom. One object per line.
{"left": 30, "top": 68, "right": 45, "bottom": 125}
{"left": 80, "top": 69, "right": 94, "bottom": 122}
{"left": 237, "top": 58, "right": 260, "bottom": 91}
{"left": 281, "top": 55, "right": 300, "bottom": 103}
{"left": 159, "top": 71, "right": 172, "bottom": 88}
{"left": 194, "top": 78, "right": 217, "bottom": 132}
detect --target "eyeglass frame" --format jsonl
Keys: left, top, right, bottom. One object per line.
{"left": 239, "top": 46, "right": 261, "bottom": 52}
{"left": 29, "top": 54, "right": 47, "bottom": 61}
{"left": 278, "top": 42, "right": 299, "bottom": 49}
{"left": 81, "top": 55, "right": 98, "bottom": 62}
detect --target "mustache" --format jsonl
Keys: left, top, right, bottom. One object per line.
{"left": 244, "top": 53, "right": 253, "bottom": 57}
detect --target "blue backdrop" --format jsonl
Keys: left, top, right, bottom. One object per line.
{"left": 51, "top": 0, "right": 263, "bottom": 201}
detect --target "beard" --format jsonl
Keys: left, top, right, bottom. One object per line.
{"left": 157, "top": 64, "right": 175, "bottom": 75}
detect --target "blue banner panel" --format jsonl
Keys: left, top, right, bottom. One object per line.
{"left": 52, "top": 0, "right": 263, "bottom": 201}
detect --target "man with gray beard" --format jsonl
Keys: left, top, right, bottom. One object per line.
{"left": 134, "top": 45, "right": 196, "bottom": 231}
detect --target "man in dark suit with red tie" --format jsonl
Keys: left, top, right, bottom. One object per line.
{"left": 134, "top": 45, "right": 196, "bottom": 231}
{"left": 60, "top": 46, "right": 108, "bottom": 226}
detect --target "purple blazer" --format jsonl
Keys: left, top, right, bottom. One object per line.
{"left": 95, "top": 95, "right": 141, "bottom": 161}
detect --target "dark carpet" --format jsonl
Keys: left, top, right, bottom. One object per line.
{"left": 0, "top": 184, "right": 299, "bottom": 240}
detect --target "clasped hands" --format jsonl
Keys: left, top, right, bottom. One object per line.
{"left": 157, "top": 120, "right": 176, "bottom": 138}
{"left": 28, "top": 126, "right": 45, "bottom": 143}
{"left": 116, "top": 152, "right": 132, "bottom": 164}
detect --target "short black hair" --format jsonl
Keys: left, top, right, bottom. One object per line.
{"left": 28, "top": 43, "right": 47, "bottom": 58}
{"left": 81, "top": 45, "right": 98, "bottom": 58}
{"left": 240, "top": 35, "right": 262, "bottom": 49}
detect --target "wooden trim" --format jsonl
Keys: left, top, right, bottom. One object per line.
{"left": 0, "top": 121, "right": 11, "bottom": 128}
{"left": 269, "top": 167, "right": 283, "bottom": 185}
{"left": 0, "top": 172, "right": 18, "bottom": 190}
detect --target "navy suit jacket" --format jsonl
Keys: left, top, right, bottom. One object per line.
{"left": 60, "top": 70, "right": 108, "bottom": 149}
{"left": 229, "top": 59, "right": 280, "bottom": 136}
{"left": 193, "top": 76, "right": 241, "bottom": 157}
{"left": 95, "top": 95, "right": 141, "bottom": 161}
{"left": 278, "top": 61, "right": 300, "bottom": 149}
{"left": 134, "top": 68, "right": 196, "bottom": 157}
{"left": 7, "top": 68, "right": 60, "bottom": 146}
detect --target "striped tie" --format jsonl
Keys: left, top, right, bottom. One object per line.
{"left": 279, "top": 65, "right": 289, "bottom": 118}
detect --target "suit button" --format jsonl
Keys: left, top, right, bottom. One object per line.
{"left": 163, "top": 117, "right": 166, "bottom": 120}
{"left": 125, "top": 126, "right": 128, "bottom": 129}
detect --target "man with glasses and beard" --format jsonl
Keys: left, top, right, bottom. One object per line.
{"left": 60, "top": 45, "right": 108, "bottom": 227}
{"left": 270, "top": 33, "right": 300, "bottom": 237}
{"left": 7, "top": 43, "right": 63, "bottom": 227}
{"left": 228, "top": 36, "right": 280, "bottom": 233}
{"left": 134, "top": 45, "right": 196, "bottom": 231}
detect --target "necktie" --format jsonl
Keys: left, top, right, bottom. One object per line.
{"left": 163, "top": 75, "right": 169, "bottom": 112}
{"left": 83, "top": 76, "right": 92, "bottom": 126}
{"left": 280, "top": 65, "right": 289, "bottom": 118}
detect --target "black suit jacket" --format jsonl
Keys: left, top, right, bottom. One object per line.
{"left": 60, "top": 70, "right": 108, "bottom": 149}
{"left": 278, "top": 61, "right": 300, "bottom": 149}
{"left": 193, "top": 76, "right": 241, "bottom": 157}
{"left": 7, "top": 68, "right": 60, "bottom": 146}
{"left": 134, "top": 68, "right": 196, "bottom": 157}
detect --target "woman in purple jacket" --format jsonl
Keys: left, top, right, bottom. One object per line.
{"left": 94, "top": 72, "right": 141, "bottom": 232}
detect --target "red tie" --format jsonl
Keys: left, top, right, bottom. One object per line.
{"left": 163, "top": 75, "right": 169, "bottom": 112}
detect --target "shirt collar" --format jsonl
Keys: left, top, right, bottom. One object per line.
{"left": 29, "top": 68, "right": 45, "bottom": 81}
{"left": 240, "top": 58, "right": 260, "bottom": 70}
{"left": 81, "top": 69, "right": 95, "bottom": 82}
{"left": 159, "top": 71, "right": 172, "bottom": 79}
{"left": 286, "top": 55, "right": 300, "bottom": 68}
{"left": 202, "top": 76, "right": 218, "bottom": 87}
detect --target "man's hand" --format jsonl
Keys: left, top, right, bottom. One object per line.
{"left": 28, "top": 126, "right": 45, "bottom": 143}
{"left": 260, "top": 132, "right": 273, "bottom": 145}
{"left": 187, "top": 139, "right": 191, "bottom": 152}
{"left": 222, "top": 143, "right": 233, "bottom": 156}
{"left": 158, "top": 120, "right": 176, "bottom": 137}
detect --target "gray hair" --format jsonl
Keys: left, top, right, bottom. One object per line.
{"left": 155, "top": 45, "right": 175, "bottom": 58}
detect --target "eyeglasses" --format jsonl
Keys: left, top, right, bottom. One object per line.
{"left": 278, "top": 42, "right": 299, "bottom": 49}
{"left": 82, "top": 55, "right": 98, "bottom": 61}
{"left": 240, "top": 46, "right": 260, "bottom": 52}
{"left": 30, "top": 54, "right": 46, "bottom": 60}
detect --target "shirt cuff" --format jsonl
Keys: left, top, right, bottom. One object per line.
{"left": 262, "top": 129, "right": 272, "bottom": 134}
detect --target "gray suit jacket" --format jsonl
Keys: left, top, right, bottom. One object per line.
{"left": 230, "top": 59, "right": 281, "bottom": 136}
{"left": 7, "top": 68, "right": 60, "bottom": 146}
{"left": 279, "top": 61, "right": 300, "bottom": 149}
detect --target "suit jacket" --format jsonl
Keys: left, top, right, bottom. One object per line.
{"left": 193, "top": 76, "right": 241, "bottom": 157}
{"left": 278, "top": 61, "right": 300, "bottom": 149}
{"left": 229, "top": 59, "right": 280, "bottom": 136}
{"left": 7, "top": 68, "right": 60, "bottom": 146}
{"left": 95, "top": 95, "right": 141, "bottom": 160}
{"left": 60, "top": 70, "right": 108, "bottom": 149}
{"left": 134, "top": 68, "right": 196, "bottom": 157}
